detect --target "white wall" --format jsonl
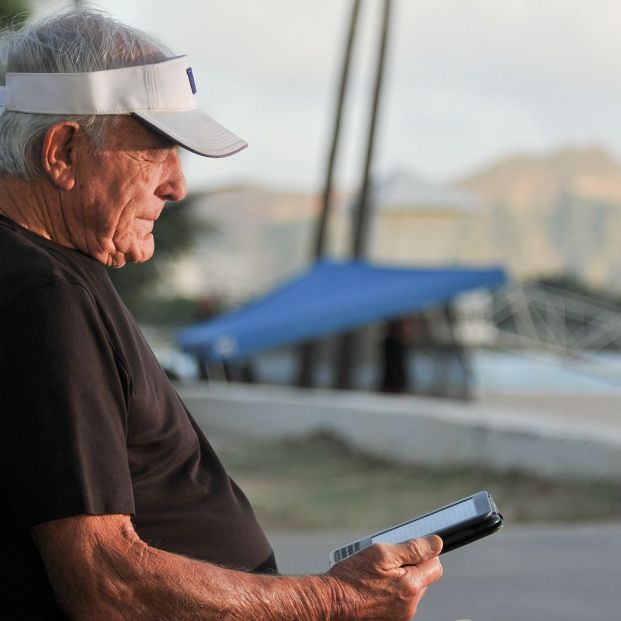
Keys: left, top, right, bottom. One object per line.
{"left": 178, "top": 382, "right": 621, "bottom": 482}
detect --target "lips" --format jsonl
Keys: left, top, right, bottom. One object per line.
{"left": 133, "top": 217, "right": 155, "bottom": 238}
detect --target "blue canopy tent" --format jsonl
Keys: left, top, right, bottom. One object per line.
{"left": 177, "top": 260, "right": 506, "bottom": 362}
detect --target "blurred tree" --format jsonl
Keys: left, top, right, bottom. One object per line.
{"left": 108, "top": 194, "right": 215, "bottom": 323}
{"left": 0, "top": 0, "right": 28, "bottom": 28}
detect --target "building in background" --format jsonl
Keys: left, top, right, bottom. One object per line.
{"left": 368, "top": 170, "right": 480, "bottom": 265}
{"left": 163, "top": 146, "right": 621, "bottom": 304}
{"left": 163, "top": 185, "right": 320, "bottom": 303}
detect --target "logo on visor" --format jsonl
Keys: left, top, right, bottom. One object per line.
{"left": 186, "top": 67, "right": 197, "bottom": 94}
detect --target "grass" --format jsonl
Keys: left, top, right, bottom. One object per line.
{"left": 217, "top": 432, "right": 621, "bottom": 531}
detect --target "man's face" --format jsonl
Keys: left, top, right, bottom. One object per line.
{"left": 67, "top": 116, "right": 187, "bottom": 267}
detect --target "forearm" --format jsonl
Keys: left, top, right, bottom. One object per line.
{"left": 35, "top": 516, "right": 338, "bottom": 621}
{"left": 34, "top": 515, "right": 442, "bottom": 621}
{"left": 110, "top": 540, "right": 336, "bottom": 621}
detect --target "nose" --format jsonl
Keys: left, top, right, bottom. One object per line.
{"left": 155, "top": 149, "right": 187, "bottom": 202}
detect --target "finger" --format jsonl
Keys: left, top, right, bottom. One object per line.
{"left": 405, "top": 585, "right": 429, "bottom": 620}
{"left": 404, "top": 556, "right": 444, "bottom": 588}
{"left": 403, "top": 557, "right": 444, "bottom": 588}
{"left": 393, "top": 535, "right": 443, "bottom": 567}
{"left": 425, "top": 534, "right": 443, "bottom": 556}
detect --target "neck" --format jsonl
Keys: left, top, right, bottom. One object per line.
{"left": 0, "top": 176, "right": 76, "bottom": 249}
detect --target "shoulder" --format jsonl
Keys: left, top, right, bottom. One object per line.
{"left": 0, "top": 217, "right": 100, "bottom": 314}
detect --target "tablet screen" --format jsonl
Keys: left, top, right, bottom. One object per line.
{"left": 371, "top": 498, "right": 478, "bottom": 544}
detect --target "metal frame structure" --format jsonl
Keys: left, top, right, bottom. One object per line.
{"left": 491, "top": 282, "right": 621, "bottom": 383}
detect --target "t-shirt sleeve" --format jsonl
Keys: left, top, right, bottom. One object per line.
{"left": 0, "top": 280, "right": 135, "bottom": 527}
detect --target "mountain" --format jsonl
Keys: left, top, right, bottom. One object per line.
{"left": 460, "top": 146, "right": 621, "bottom": 208}
{"left": 454, "top": 146, "right": 621, "bottom": 288}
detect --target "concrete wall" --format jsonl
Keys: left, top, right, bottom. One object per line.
{"left": 178, "top": 382, "right": 621, "bottom": 482}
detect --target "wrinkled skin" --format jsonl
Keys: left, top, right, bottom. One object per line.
{"left": 0, "top": 116, "right": 187, "bottom": 267}
{"left": 32, "top": 513, "right": 444, "bottom": 621}
{"left": 327, "top": 536, "right": 444, "bottom": 621}
{"left": 63, "top": 117, "right": 187, "bottom": 266}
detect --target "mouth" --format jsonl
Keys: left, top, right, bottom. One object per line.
{"left": 141, "top": 204, "right": 165, "bottom": 222}
{"left": 134, "top": 217, "right": 156, "bottom": 238}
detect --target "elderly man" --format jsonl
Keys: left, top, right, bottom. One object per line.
{"left": 0, "top": 9, "right": 442, "bottom": 620}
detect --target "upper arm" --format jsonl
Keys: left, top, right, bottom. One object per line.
{"left": 32, "top": 514, "right": 145, "bottom": 621}
{"left": 0, "top": 281, "right": 134, "bottom": 527}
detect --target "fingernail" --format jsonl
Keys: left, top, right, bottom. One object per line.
{"left": 425, "top": 535, "right": 443, "bottom": 553}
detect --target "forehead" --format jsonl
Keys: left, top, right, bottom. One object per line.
{"left": 103, "top": 116, "right": 177, "bottom": 151}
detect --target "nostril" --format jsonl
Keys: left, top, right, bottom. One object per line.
{"left": 155, "top": 177, "right": 187, "bottom": 203}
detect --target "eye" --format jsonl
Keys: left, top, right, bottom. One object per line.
{"left": 146, "top": 131, "right": 177, "bottom": 151}
{"left": 138, "top": 125, "right": 177, "bottom": 151}
{"left": 155, "top": 136, "right": 178, "bottom": 150}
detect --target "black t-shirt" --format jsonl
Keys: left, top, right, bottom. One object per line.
{"left": 0, "top": 215, "right": 275, "bottom": 619}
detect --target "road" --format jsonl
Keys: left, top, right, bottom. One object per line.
{"left": 268, "top": 522, "right": 621, "bottom": 621}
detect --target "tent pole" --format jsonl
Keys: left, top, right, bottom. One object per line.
{"left": 335, "top": 0, "right": 393, "bottom": 390}
{"left": 296, "top": 0, "right": 362, "bottom": 388}
{"left": 351, "top": 0, "right": 392, "bottom": 259}
{"left": 314, "top": 0, "right": 361, "bottom": 258}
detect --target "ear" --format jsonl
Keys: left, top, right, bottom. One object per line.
{"left": 41, "top": 122, "right": 82, "bottom": 191}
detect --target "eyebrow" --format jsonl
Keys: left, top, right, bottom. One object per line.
{"left": 134, "top": 117, "right": 178, "bottom": 149}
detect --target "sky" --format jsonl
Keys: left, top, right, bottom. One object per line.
{"left": 33, "top": 0, "right": 621, "bottom": 193}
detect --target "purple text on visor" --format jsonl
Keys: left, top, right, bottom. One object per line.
{"left": 186, "top": 67, "right": 197, "bottom": 94}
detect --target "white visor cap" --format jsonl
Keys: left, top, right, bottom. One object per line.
{"left": 0, "top": 55, "right": 247, "bottom": 158}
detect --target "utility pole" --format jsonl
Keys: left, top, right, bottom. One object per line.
{"left": 296, "top": 0, "right": 362, "bottom": 387}
{"left": 335, "top": 0, "right": 392, "bottom": 390}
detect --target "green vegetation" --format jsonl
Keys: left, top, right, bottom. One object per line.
{"left": 218, "top": 432, "right": 621, "bottom": 531}
{"left": 121, "top": 294, "right": 203, "bottom": 327}
{"left": 108, "top": 196, "right": 214, "bottom": 324}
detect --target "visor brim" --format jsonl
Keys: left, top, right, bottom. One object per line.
{"left": 133, "top": 108, "right": 247, "bottom": 158}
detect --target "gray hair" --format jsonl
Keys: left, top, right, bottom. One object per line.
{"left": 0, "top": 8, "right": 172, "bottom": 180}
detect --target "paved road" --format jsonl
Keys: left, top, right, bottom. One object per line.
{"left": 268, "top": 522, "right": 621, "bottom": 621}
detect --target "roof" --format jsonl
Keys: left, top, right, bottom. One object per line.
{"left": 373, "top": 171, "right": 480, "bottom": 212}
{"left": 177, "top": 259, "right": 506, "bottom": 361}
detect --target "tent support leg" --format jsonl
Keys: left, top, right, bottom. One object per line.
{"left": 296, "top": 341, "right": 316, "bottom": 388}
{"left": 334, "top": 330, "right": 357, "bottom": 389}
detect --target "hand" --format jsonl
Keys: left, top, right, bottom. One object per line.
{"left": 326, "top": 535, "right": 443, "bottom": 620}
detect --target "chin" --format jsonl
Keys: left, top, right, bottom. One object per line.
{"left": 122, "top": 236, "right": 156, "bottom": 264}
{"left": 126, "top": 251, "right": 155, "bottom": 264}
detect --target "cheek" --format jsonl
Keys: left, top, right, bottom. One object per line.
{"left": 80, "top": 168, "right": 139, "bottom": 235}
{"left": 106, "top": 177, "right": 153, "bottom": 237}
{"left": 112, "top": 211, "right": 152, "bottom": 245}
{"left": 79, "top": 154, "right": 164, "bottom": 260}
{"left": 110, "top": 187, "right": 159, "bottom": 259}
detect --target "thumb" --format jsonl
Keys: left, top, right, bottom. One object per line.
{"left": 392, "top": 535, "right": 443, "bottom": 567}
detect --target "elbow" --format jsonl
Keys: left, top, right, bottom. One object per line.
{"left": 53, "top": 574, "right": 140, "bottom": 621}
{"left": 33, "top": 515, "right": 151, "bottom": 621}
{"left": 53, "top": 539, "right": 150, "bottom": 620}
{"left": 64, "top": 604, "right": 125, "bottom": 621}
